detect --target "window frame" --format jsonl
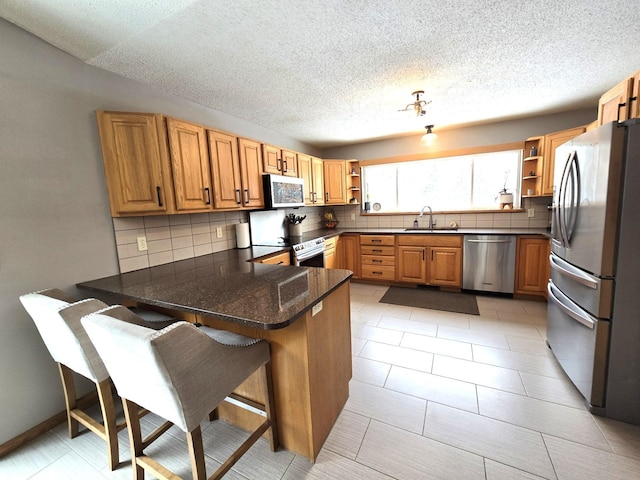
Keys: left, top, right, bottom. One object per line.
{"left": 359, "top": 142, "right": 524, "bottom": 214}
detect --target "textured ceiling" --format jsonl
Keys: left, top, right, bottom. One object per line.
{"left": 2, "top": 0, "right": 640, "bottom": 148}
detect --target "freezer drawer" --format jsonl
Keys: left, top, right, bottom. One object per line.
{"left": 547, "top": 280, "right": 610, "bottom": 407}
{"left": 549, "top": 253, "right": 614, "bottom": 319}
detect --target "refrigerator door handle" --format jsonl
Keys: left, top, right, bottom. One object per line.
{"left": 557, "top": 151, "right": 573, "bottom": 247}
{"left": 547, "top": 281, "right": 597, "bottom": 329}
{"left": 549, "top": 254, "right": 598, "bottom": 289}
{"left": 565, "top": 152, "right": 581, "bottom": 244}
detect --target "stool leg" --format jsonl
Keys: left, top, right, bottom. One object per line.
{"left": 57, "top": 364, "right": 79, "bottom": 439}
{"left": 122, "top": 398, "right": 145, "bottom": 480}
{"left": 96, "top": 378, "right": 119, "bottom": 470}
{"left": 263, "top": 361, "right": 279, "bottom": 452}
{"left": 186, "top": 426, "right": 207, "bottom": 480}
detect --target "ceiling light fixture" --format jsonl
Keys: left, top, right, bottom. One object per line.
{"left": 398, "top": 90, "right": 431, "bottom": 116}
{"left": 421, "top": 125, "right": 437, "bottom": 146}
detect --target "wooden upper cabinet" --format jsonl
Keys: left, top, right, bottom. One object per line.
{"left": 598, "top": 76, "right": 634, "bottom": 126}
{"left": 323, "top": 160, "right": 347, "bottom": 204}
{"left": 96, "top": 111, "right": 173, "bottom": 216}
{"left": 208, "top": 129, "right": 242, "bottom": 209}
{"left": 631, "top": 69, "right": 640, "bottom": 120}
{"left": 262, "top": 144, "right": 298, "bottom": 177}
{"left": 541, "top": 126, "right": 586, "bottom": 196}
{"left": 311, "top": 157, "right": 325, "bottom": 205}
{"left": 166, "top": 118, "right": 212, "bottom": 212}
{"left": 297, "top": 154, "right": 325, "bottom": 205}
{"left": 238, "top": 138, "right": 265, "bottom": 208}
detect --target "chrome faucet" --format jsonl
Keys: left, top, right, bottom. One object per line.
{"left": 419, "top": 205, "right": 434, "bottom": 230}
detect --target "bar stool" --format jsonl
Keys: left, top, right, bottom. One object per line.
{"left": 19, "top": 289, "right": 176, "bottom": 470}
{"left": 82, "top": 305, "right": 278, "bottom": 480}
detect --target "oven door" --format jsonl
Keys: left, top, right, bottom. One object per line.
{"left": 295, "top": 250, "right": 325, "bottom": 267}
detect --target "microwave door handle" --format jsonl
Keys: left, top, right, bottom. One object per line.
{"left": 547, "top": 282, "right": 596, "bottom": 329}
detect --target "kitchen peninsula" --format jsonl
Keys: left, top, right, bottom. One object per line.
{"left": 77, "top": 248, "right": 353, "bottom": 462}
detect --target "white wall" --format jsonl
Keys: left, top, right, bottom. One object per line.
{"left": 0, "top": 19, "right": 317, "bottom": 445}
{"left": 322, "top": 109, "right": 596, "bottom": 160}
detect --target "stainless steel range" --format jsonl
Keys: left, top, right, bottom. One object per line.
{"left": 248, "top": 210, "right": 326, "bottom": 267}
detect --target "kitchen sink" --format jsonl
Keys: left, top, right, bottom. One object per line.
{"left": 404, "top": 227, "right": 458, "bottom": 231}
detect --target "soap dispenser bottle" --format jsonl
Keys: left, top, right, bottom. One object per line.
{"left": 413, "top": 219, "right": 419, "bottom": 228}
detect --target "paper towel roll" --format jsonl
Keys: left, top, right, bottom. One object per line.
{"left": 236, "top": 222, "right": 250, "bottom": 249}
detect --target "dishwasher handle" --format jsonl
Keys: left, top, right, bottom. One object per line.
{"left": 466, "top": 239, "right": 513, "bottom": 243}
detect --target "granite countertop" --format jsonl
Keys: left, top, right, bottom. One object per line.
{"left": 77, "top": 249, "right": 352, "bottom": 330}
{"left": 304, "top": 227, "right": 551, "bottom": 239}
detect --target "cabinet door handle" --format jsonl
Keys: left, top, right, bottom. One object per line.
{"left": 372, "top": 249, "right": 382, "bottom": 253}
{"left": 283, "top": 159, "right": 288, "bottom": 172}
{"left": 431, "top": 250, "right": 434, "bottom": 261}
{"left": 422, "top": 250, "right": 425, "bottom": 261}
{"left": 204, "top": 187, "right": 211, "bottom": 205}
{"left": 244, "top": 189, "right": 250, "bottom": 204}
{"left": 372, "top": 271, "right": 382, "bottom": 275}
{"left": 372, "top": 259, "right": 382, "bottom": 263}
{"left": 325, "top": 192, "right": 329, "bottom": 202}
{"left": 156, "top": 186, "right": 163, "bottom": 207}
{"left": 617, "top": 101, "right": 627, "bottom": 123}
{"left": 235, "top": 189, "right": 241, "bottom": 204}
{"left": 371, "top": 239, "right": 382, "bottom": 243}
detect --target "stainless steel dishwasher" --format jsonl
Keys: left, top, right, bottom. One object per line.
{"left": 463, "top": 235, "right": 516, "bottom": 293}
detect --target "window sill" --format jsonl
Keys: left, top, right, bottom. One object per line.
{"left": 360, "top": 208, "right": 526, "bottom": 216}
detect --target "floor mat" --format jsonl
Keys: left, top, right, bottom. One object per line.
{"left": 379, "top": 286, "right": 479, "bottom": 315}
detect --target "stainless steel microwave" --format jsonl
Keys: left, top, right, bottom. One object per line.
{"left": 263, "top": 174, "right": 305, "bottom": 208}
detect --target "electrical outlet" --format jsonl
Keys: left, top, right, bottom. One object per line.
{"left": 136, "top": 236, "right": 148, "bottom": 251}
{"left": 216, "top": 226, "right": 223, "bottom": 238}
{"left": 350, "top": 213, "right": 356, "bottom": 220}
{"left": 312, "top": 301, "right": 323, "bottom": 316}
{"left": 528, "top": 208, "right": 535, "bottom": 218}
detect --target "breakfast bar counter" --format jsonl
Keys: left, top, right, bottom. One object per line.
{"left": 77, "top": 249, "right": 353, "bottom": 462}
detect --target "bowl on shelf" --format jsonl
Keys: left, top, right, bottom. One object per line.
{"left": 324, "top": 221, "right": 339, "bottom": 229}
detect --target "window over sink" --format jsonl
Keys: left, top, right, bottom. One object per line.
{"left": 361, "top": 148, "right": 522, "bottom": 213}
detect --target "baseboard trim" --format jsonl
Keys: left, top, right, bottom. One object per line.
{"left": 0, "top": 390, "right": 98, "bottom": 458}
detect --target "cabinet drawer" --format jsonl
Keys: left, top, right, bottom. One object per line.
{"left": 361, "top": 265, "right": 396, "bottom": 280}
{"left": 360, "top": 235, "right": 395, "bottom": 246}
{"left": 398, "top": 234, "right": 462, "bottom": 247}
{"left": 361, "top": 255, "right": 395, "bottom": 266}
{"left": 324, "top": 236, "right": 337, "bottom": 250}
{"left": 361, "top": 245, "right": 395, "bottom": 256}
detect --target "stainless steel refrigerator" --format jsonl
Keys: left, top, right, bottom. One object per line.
{"left": 548, "top": 119, "right": 640, "bottom": 425}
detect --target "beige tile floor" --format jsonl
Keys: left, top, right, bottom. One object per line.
{"left": 3, "top": 282, "right": 640, "bottom": 479}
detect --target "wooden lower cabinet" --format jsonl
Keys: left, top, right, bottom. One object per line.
{"left": 429, "top": 247, "right": 462, "bottom": 287}
{"left": 397, "top": 246, "right": 427, "bottom": 283}
{"left": 338, "top": 234, "right": 360, "bottom": 277}
{"left": 515, "top": 236, "right": 550, "bottom": 298}
{"left": 258, "top": 251, "right": 291, "bottom": 266}
{"left": 324, "top": 236, "right": 338, "bottom": 268}
{"left": 397, "top": 235, "right": 462, "bottom": 288}
{"left": 360, "top": 235, "right": 395, "bottom": 280}
{"left": 197, "top": 282, "right": 352, "bottom": 462}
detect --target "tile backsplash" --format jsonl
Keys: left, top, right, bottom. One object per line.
{"left": 328, "top": 197, "right": 551, "bottom": 230}
{"left": 112, "top": 198, "right": 551, "bottom": 273}
{"left": 113, "top": 211, "right": 247, "bottom": 273}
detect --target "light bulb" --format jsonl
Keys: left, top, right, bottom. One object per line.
{"left": 421, "top": 125, "right": 437, "bottom": 146}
